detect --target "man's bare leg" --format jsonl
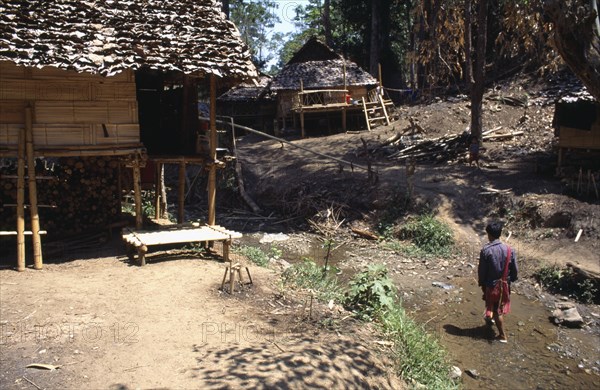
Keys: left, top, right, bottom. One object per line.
{"left": 493, "top": 312, "right": 507, "bottom": 341}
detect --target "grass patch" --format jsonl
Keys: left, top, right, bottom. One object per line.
{"left": 282, "top": 258, "right": 343, "bottom": 302}
{"left": 535, "top": 265, "right": 599, "bottom": 304}
{"left": 397, "top": 214, "right": 454, "bottom": 256}
{"left": 235, "top": 245, "right": 284, "bottom": 267}
{"left": 344, "top": 265, "right": 456, "bottom": 388}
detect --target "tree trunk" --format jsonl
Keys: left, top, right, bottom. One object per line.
{"left": 470, "top": 0, "right": 489, "bottom": 141}
{"left": 544, "top": 0, "right": 600, "bottom": 102}
{"left": 323, "top": 0, "right": 333, "bottom": 47}
{"left": 464, "top": 0, "right": 474, "bottom": 92}
{"left": 370, "top": 0, "right": 381, "bottom": 77}
{"left": 221, "top": 0, "right": 230, "bottom": 19}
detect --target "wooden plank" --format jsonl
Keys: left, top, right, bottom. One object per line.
{"left": 94, "top": 124, "right": 140, "bottom": 144}
{"left": 35, "top": 101, "right": 138, "bottom": 124}
{"left": 0, "top": 79, "right": 91, "bottom": 101}
{"left": 0, "top": 124, "right": 21, "bottom": 145}
{"left": 0, "top": 100, "right": 26, "bottom": 124}
{"left": 91, "top": 82, "right": 137, "bottom": 101}
{"left": 122, "top": 227, "right": 242, "bottom": 247}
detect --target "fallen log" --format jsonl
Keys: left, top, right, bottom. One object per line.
{"left": 351, "top": 227, "right": 380, "bottom": 240}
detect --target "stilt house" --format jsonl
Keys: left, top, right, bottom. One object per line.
{"left": 0, "top": 0, "right": 257, "bottom": 270}
{"left": 270, "top": 37, "right": 379, "bottom": 136}
{"left": 553, "top": 95, "right": 600, "bottom": 167}
{"left": 217, "top": 74, "right": 276, "bottom": 133}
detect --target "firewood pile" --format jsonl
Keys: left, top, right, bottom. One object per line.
{"left": 0, "top": 157, "right": 121, "bottom": 237}
{"left": 372, "top": 131, "right": 471, "bottom": 163}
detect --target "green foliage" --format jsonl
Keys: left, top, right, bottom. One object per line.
{"left": 230, "top": 0, "right": 281, "bottom": 69}
{"left": 236, "top": 245, "right": 270, "bottom": 267}
{"left": 382, "top": 305, "right": 458, "bottom": 389}
{"left": 282, "top": 258, "right": 342, "bottom": 302}
{"left": 535, "top": 265, "right": 600, "bottom": 304}
{"left": 344, "top": 264, "right": 397, "bottom": 321}
{"left": 343, "top": 264, "right": 456, "bottom": 388}
{"left": 397, "top": 214, "right": 454, "bottom": 256}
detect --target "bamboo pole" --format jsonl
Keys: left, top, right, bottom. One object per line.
{"left": 154, "top": 161, "right": 161, "bottom": 220}
{"left": 178, "top": 161, "right": 186, "bottom": 224}
{"left": 25, "top": 106, "right": 43, "bottom": 269}
{"left": 378, "top": 63, "right": 383, "bottom": 86}
{"left": 16, "top": 126, "right": 26, "bottom": 271}
{"left": 199, "top": 117, "right": 371, "bottom": 172}
{"left": 132, "top": 160, "right": 142, "bottom": 229}
{"left": 208, "top": 74, "right": 217, "bottom": 226}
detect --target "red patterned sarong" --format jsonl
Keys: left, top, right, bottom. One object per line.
{"left": 484, "top": 281, "right": 511, "bottom": 317}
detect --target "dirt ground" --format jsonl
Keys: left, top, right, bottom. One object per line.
{"left": 1, "top": 78, "right": 600, "bottom": 389}
{"left": 0, "top": 247, "right": 402, "bottom": 389}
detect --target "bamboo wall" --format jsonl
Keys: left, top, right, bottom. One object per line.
{"left": 0, "top": 62, "right": 140, "bottom": 154}
{"left": 559, "top": 124, "right": 600, "bottom": 150}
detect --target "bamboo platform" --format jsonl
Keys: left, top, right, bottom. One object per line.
{"left": 121, "top": 224, "right": 242, "bottom": 266}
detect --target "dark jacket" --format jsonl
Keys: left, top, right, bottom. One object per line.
{"left": 478, "top": 239, "right": 518, "bottom": 287}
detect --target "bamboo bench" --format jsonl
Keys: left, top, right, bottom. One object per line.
{"left": 121, "top": 224, "right": 242, "bottom": 266}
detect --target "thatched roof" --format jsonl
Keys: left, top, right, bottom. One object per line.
{"left": 271, "top": 38, "right": 377, "bottom": 91}
{"left": 218, "top": 74, "right": 273, "bottom": 102}
{"left": 0, "top": 0, "right": 257, "bottom": 79}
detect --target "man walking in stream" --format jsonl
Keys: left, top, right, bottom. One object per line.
{"left": 478, "top": 221, "right": 518, "bottom": 342}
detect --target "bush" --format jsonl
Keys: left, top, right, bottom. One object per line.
{"left": 344, "top": 264, "right": 396, "bottom": 321}
{"left": 535, "top": 265, "right": 599, "bottom": 304}
{"left": 282, "top": 258, "right": 342, "bottom": 302}
{"left": 236, "top": 245, "right": 269, "bottom": 267}
{"left": 344, "top": 264, "right": 456, "bottom": 388}
{"left": 397, "top": 214, "right": 454, "bottom": 256}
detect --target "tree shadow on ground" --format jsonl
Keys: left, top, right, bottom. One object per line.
{"left": 189, "top": 335, "right": 400, "bottom": 389}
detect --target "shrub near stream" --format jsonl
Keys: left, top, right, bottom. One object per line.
{"left": 344, "top": 265, "right": 456, "bottom": 389}
{"left": 282, "top": 260, "right": 455, "bottom": 387}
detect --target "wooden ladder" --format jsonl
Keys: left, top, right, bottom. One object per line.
{"left": 362, "top": 95, "right": 393, "bottom": 131}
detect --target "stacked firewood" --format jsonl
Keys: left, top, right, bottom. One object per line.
{"left": 384, "top": 131, "right": 471, "bottom": 163}
{"left": 0, "top": 157, "right": 121, "bottom": 237}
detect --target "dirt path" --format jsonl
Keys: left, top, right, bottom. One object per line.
{"left": 0, "top": 249, "right": 402, "bottom": 389}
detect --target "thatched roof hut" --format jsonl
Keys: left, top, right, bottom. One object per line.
{"left": 217, "top": 74, "right": 276, "bottom": 132}
{"left": 271, "top": 37, "right": 377, "bottom": 92}
{"left": 270, "top": 37, "right": 378, "bottom": 135}
{"left": 0, "top": 0, "right": 257, "bottom": 267}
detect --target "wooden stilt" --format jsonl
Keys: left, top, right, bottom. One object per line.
{"left": 16, "top": 127, "right": 26, "bottom": 271}
{"left": 132, "top": 160, "right": 143, "bottom": 229}
{"left": 178, "top": 161, "right": 186, "bottom": 224}
{"left": 25, "top": 106, "right": 42, "bottom": 270}
{"left": 208, "top": 74, "right": 217, "bottom": 226}
{"left": 342, "top": 107, "right": 347, "bottom": 132}
{"left": 154, "top": 161, "right": 161, "bottom": 220}
{"left": 300, "top": 110, "right": 305, "bottom": 138}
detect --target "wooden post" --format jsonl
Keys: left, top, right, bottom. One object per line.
{"left": 300, "top": 109, "right": 305, "bottom": 138}
{"left": 378, "top": 63, "right": 383, "bottom": 87}
{"left": 178, "top": 161, "right": 186, "bottom": 224}
{"left": 16, "top": 126, "right": 26, "bottom": 271}
{"left": 299, "top": 79, "right": 305, "bottom": 138}
{"left": 154, "top": 161, "right": 161, "bottom": 220}
{"left": 208, "top": 74, "right": 217, "bottom": 226}
{"left": 25, "top": 106, "right": 42, "bottom": 269}
{"left": 132, "top": 160, "right": 143, "bottom": 229}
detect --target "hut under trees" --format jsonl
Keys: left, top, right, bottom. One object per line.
{"left": 217, "top": 74, "right": 276, "bottom": 134}
{"left": 0, "top": 0, "right": 257, "bottom": 270}
{"left": 271, "top": 37, "right": 380, "bottom": 137}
